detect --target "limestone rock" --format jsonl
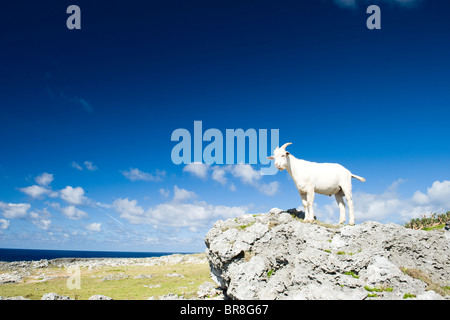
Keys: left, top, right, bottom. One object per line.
{"left": 205, "top": 208, "right": 450, "bottom": 300}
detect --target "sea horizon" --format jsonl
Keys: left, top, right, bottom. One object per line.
{"left": 0, "top": 247, "right": 197, "bottom": 262}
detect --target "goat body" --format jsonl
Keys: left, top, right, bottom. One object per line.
{"left": 268, "top": 143, "right": 365, "bottom": 225}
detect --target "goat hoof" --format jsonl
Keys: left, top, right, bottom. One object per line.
{"left": 339, "top": 221, "right": 345, "bottom": 225}
{"left": 349, "top": 221, "right": 355, "bottom": 226}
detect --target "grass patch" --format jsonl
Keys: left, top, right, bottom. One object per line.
{"left": 344, "top": 271, "right": 359, "bottom": 279}
{"left": 236, "top": 221, "right": 255, "bottom": 231}
{"left": 0, "top": 255, "right": 212, "bottom": 300}
{"left": 364, "top": 285, "right": 393, "bottom": 293}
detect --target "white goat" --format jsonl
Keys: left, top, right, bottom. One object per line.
{"left": 268, "top": 143, "right": 366, "bottom": 225}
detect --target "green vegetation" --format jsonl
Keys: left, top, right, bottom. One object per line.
{"left": 400, "top": 267, "right": 450, "bottom": 297}
{"left": 344, "top": 271, "right": 359, "bottom": 279}
{"left": 236, "top": 221, "right": 255, "bottom": 230}
{"left": 403, "top": 293, "right": 416, "bottom": 299}
{"left": 364, "top": 285, "right": 393, "bottom": 293}
{"left": 0, "top": 254, "right": 212, "bottom": 300}
{"left": 404, "top": 211, "right": 450, "bottom": 231}
{"left": 267, "top": 269, "right": 274, "bottom": 278}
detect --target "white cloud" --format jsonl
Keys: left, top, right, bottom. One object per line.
{"left": 0, "top": 202, "right": 31, "bottom": 219}
{"left": 0, "top": 219, "right": 10, "bottom": 230}
{"left": 32, "top": 219, "right": 52, "bottom": 230}
{"left": 145, "top": 237, "right": 160, "bottom": 244}
{"left": 228, "top": 164, "right": 279, "bottom": 196}
{"left": 30, "top": 208, "right": 52, "bottom": 231}
{"left": 19, "top": 173, "right": 57, "bottom": 199}
{"left": 112, "top": 198, "right": 145, "bottom": 224}
{"left": 159, "top": 188, "right": 170, "bottom": 198}
{"left": 258, "top": 181, "right": 280, "bottom": 196}
{"left": 60, "top": 186, "right": 87, "bottom": 205}
{"left": 35, "top": 172, "right": 54, "bottom": 186}
{"left": 72, "top": 161, "right": 83, "bottom": 171}
{"left": 183, "top": 162, "right": 210, "bottom": 179}
{"left": 61, "top": 205, "right": 88, "bottom": 220}
{"left": 211, "top": 167, "right": 228, "bottom": 185}
{"left": 183, "top": 163, "right": 279, "bottom": 196}
{"left": 412, "top": 180, "right": 450, "bottom": 208}
{"left": 229, "top": 164, "right": 261, "bottom": 185}
{"left": 19, "top": 185, "right": 50, "bottom": 199}
{"left": 86, "top": 222, "right": 101, "bottom": 232}
{"left": 84, "top": 161, "right": 98, "bottom": 171}
{"left": 315, "top": 179, "right": 450, "bottom": 225}
{"left": 173, "top": 185, "right": 197, "bottom": 203}
{"left": 112, "top": 187, "right": 249, "bottom": 228}
{"left": 144, "top": 201, "right": 248, "bottom": 228}
{"left": 121, "top": 168, "right": 165, "bottom": 182}
{"left": 29, "top": 208, "right": 51, "bottom": 220}
{"left": 72, "top": 161, "right": 99, "bottom": 171}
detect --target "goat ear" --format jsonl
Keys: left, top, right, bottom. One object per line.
{"left": 267, "top": 156, "right": 275, "bottom": 160}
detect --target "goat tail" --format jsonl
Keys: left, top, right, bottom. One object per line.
{"left": 351, "top": 174, "right": 366, "bottom": 182}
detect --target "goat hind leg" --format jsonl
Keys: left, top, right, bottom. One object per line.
{"left": 341, "top": 185, "right": 355, "bottom": 226}
{"left": 335, "top": 190, "right": 346, "bottom": 224}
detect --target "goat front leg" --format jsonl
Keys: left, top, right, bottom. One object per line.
{"left": 300, "top": 192, "right": 308, "bottom": 221}
{"left": 305, "top": 189, "right": 315, "bottom": 223}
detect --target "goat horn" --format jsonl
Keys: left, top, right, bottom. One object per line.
{"left": 280, "top": 142, "right": 292, "bottom": 150}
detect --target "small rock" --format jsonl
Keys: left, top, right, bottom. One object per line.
{"left": 0, "top": 296, "right": 29, "bottom": 300}
{"left": 197, "top": 281, "right": 224, "bottom": 299}
{"left": 134, "top": 274, "right": 153, "bottom": 279}
{"left": 159, "top": 293, "right": 185, "bottom": 300}
{"left": 0, "top": 272, "right": 23, "bottom": 284}
{"left": 41, "top": 292, "right": 74, "bottom": 300}
{"left": 164, "top": 273, "right": 185, "bottom": 278}
{"left": 88, "top": 295, "right": 113, "bottom": 300}
{"left": 101, "top": 274, "right": 130, "bottom": 281}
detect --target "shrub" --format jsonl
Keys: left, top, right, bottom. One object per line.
{"left": 404, "top": 211, "right": 450, "bottom": 230}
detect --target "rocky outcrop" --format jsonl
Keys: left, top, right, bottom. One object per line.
{"left": 205, "top": 208, "right": 450, "bottom": 300}
{"left": 0, "top": 253, "right": 207, "bottom": 272}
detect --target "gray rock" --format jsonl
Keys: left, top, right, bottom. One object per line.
{"left": 196, "top": 281, "right": 224, "bottom": 299}
{"left": 159, "top": 293, "right": 185, "bottom": 300}
{"left": 88, "top": 294, "right": 113, "bottom": 300}
{"left": 205, "top": 210, "right": 450, "bottom": 300}
{"left": 416, "top": 290, "right": 445, "bottom": 300}
{"left": 0, "top": 296, "right": 29, "bottom": 300}
{"left": 41, "top": 292, "right": 74, "bottom": 300}
{"left": 134, "top": 274, "right": 153, "bottom": 279}
{"left": 164, "top": 273, "right": 185, "bottom": 278}
{"left": 0, "top": 271, "right": 23, "bottom": 284}
{"left": 101, "top": 274, "right": 130, "bottom": 281}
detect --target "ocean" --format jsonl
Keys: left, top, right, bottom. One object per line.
{"left": 0, "top": 248, "right": 190, "bottom": 262}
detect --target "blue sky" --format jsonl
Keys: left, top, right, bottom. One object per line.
{"left": 1, "top": 0, "right": 450, "bottom": 252}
